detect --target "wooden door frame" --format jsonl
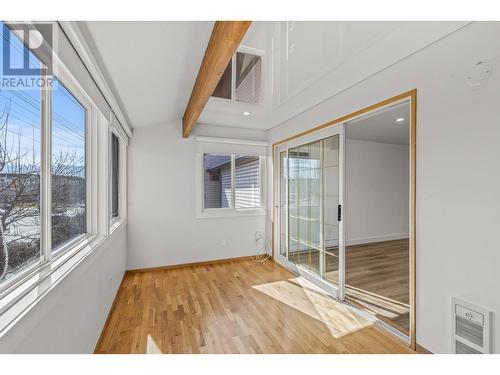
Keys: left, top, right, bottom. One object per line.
{"left": 271, "top": 89, "right": 417, "bottom": 349}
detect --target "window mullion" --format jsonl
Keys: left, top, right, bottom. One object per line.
{"left": 41, "top": 78, "right": 52, "bottom": 261}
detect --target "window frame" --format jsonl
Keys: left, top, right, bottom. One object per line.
{"left": 0, "top": 46, "right": 95, "bottom": 294}
{"left": 49, "top": 77, "right": 91, "bottom": 257}
{"left": 197, "top": 152, "right": 266, "bottom": 219}
{"left": 108, "top": 117, "right": 127, "bottom": 233}
{"left": 109, "top": 130, "right": 120, "bottom": 224}
{"left": 0, "top": 21, "right": 128, "bottom": 334}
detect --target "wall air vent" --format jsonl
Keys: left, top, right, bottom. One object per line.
{"left": 452, "top": 297, "right": 491, "bottom": 354}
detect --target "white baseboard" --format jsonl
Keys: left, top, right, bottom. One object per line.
{"left": 347, "top": 233, "right": 409, "bottom": 246}
{"left": 324, "top": 233, "right": 409, "bottom": 248}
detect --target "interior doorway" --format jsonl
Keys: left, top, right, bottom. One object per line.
{"left": 343, "top": 101, "right": 410, "bottom": 335}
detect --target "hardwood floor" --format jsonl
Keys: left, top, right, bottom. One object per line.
{"left": 95, "top": 258, "right": 413, "bottom": 354}
{"left": 344, "top": 239, "right": 409, "bottom": 334}
{"left": 291, "top": 239, "right": 409, "bottom": 334}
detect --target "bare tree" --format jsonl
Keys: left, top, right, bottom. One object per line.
{"left": 0, "top": 99, "right": 85, "bottom": 281}
{"left": 0, "top": 98, "right": 41, "bottom": 280}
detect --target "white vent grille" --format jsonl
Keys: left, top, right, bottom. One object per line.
{"left": 452, "top": 297, "right": 491, "bottom": 354}
{"left": 456, "top": 340, "right": 482, "bottom": 354}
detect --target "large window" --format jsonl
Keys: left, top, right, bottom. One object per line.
{"left": 51, "top": 78, "right": 86, "bottom": 251}
{"left": 0, "top": 21, "right": 129, "bottom": 335}
{"left": 0, "top": 22, "right": 91, "bottom": 287}
{"left": 202, "top": 154, "right": 262, "bottom": 211}
{"left": 0, "top": 23, "right": 42, "bottom": 283}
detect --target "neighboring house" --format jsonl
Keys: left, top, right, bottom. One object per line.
{"left": 204, "top": 155, "right": 260, "bottom": 209}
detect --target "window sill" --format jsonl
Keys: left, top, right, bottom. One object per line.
{"left": 196, "top": 208, "right": 266, "bottom": 220}
{"left": 0, "top": 223, "right": 126, "bottom": 339}
{"left": 109, "top": 217, "right": 126, "bottom": 235}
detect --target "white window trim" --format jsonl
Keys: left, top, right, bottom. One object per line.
{"left": 108, "top": 123, "right": 128, "bottom": 234}
{"left": 0, "top": 23, "right": 128, "bottom": 337}
{"left": 109, "top": 130, "right": 120, "bottom": 227}
{"left": 195, "top": 153, "right": 266, "bottom": 219}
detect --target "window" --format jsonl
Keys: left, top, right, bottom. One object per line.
{"left": 235, "top": 52, "right": 261, "bottom": 104}
{"left": 51, "top": 78, "right": 86, "bottom": 251}
{"left": 0, "top": 21, "right": 92, "bottom": 288}
{"left": 0, "top": 21, "right": 129, "bottom": 334}
{"left": 0, "top": 23, "right": 42, "bottom": 283}
{"left": 203, "top": 154, "right": 231, "bottom": 209}
{"left": 212, "top": 50, "right": 262, "bottom": 104}
{"left": 202, "top": 153, "right": 262, "bottom": 211}
{"left": 111, "top": 132, "right": 119, "bottom": 219}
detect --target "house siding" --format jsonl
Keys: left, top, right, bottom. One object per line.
{"left": 220, "top": 167, "right": 232, "bottom": 208}
{"left": 234, "top": 157, "right": 260, "bottom": 208}
{"left": 203, "top": 156, "right": 260, "bottom": 209}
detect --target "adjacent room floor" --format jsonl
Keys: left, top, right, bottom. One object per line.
{"left": 323, "top": 239, "right": 410, "bottom": 334}
{"left": 95, "top": 258, "right": 413, "bottom": 354}
{"left": 286, "top": 239, "right": 409, "bottom": 334}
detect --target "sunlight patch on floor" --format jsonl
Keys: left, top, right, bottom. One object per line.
{"left": 252, "top": 276, "right": 372, "bottom": 339}
{"left": 146, "top": 334, "right": 162, "bottom": 354}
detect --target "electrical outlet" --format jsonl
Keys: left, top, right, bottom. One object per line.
{"left": 220, "top": 239, "right": 226, "bottom": 247}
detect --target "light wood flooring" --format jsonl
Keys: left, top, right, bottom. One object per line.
{"left": 95, "top": 258, "right": 413, "bottom": 354}
{"left": 290, "top": 239, "right": 409, "bottom": 334}
{"left": 345, "top": 239, "right": 409, "bottom": 334}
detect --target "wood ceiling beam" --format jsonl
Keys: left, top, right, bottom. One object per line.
{"left": 182, "top": 21, "right": 251, "bottom": 138}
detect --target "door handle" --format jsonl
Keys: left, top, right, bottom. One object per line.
{"left": 337, "top": 204, "right": 342, "bottom": 222}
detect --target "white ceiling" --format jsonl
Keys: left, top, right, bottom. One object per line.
{"left": 78, "top": 21, "right": 466, "bottom": 131}
{"left": 346, "top": 101, "right": 410, "bottom": 145}
{"left": 78, "top": 21, "right": 213, "bottom": 128}
{"left": 200, "top": 21, "right": 466, "bottom": 130}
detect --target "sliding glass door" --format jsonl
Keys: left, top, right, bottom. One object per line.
{"left": 275, "top": 125, "right": 344, "bottom": 299}
{"left": 274, "top": 97, "right": 415, "bottom": 346}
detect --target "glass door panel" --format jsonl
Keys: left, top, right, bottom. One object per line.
{"left": 322, "top": 135, "right": 340, "bottom": 285}
{"left": 308, "top": 142, "right": 321, "bottom": 275}
{"left": 288, "top": 141, "right": 322, "bottom": 275}
{"left": 279, "top": 124, "right": 344, "bottom": 300}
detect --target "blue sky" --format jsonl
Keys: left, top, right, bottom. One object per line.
{"left": 0, "top": 21, "right": 85, "bottom": 173}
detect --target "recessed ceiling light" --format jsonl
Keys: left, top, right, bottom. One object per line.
{"left": 396, "top": 118, "right": 405, "bottom": 122}
{"left": 242, "top": 111, "right": 251, "bottom": 116}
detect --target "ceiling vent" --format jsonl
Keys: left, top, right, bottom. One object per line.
{"left": 452, "top": 297, "right": 491, "bottom": 354}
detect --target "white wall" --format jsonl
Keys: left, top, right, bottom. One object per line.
{"left": 345, "top": 138, "right": 409, "bottom": 244}
{"left": 127, "top": 122, "right": 267, "bottom": 270}
{"left": 268, "top": 22, "right": 500, "bottom": 353}
{"left": 0, "top": 227, "right": 127, "bottom": 353}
